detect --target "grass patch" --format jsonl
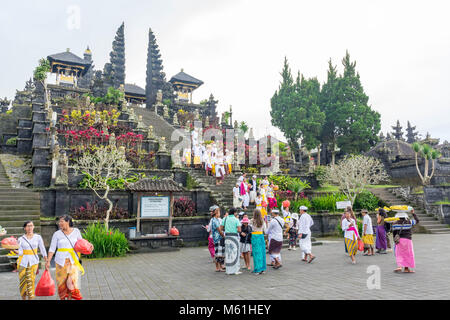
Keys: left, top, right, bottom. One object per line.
{"left": 435, "top": 198, "right": 450, "bottom": 205}
{"left": 367, "top": 184, "right": 400, "bottom": 189}
{"left": 315, "top": 184, "right": 339, "bottom": 192}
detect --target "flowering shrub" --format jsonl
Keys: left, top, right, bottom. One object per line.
{"left": 173, "top": 197, "right": 196, "bottom": 217}
{"left": 59, "top": 108, "right": 120, "bottom": 130}
{"left": 126, "top": 149, "right": 156, "bottom": 169}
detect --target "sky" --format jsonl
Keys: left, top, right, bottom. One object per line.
{"left": 1, "top": 0, "right": 449, "bottom": 142}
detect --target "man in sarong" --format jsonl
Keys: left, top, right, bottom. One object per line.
{"left": 220, "top": 208, "right": 242, "bottom": 275}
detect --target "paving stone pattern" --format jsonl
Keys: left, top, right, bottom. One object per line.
{"left": 1, "top": 233, "right": 449, "bottom": 300}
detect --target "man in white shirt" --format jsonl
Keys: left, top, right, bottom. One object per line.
{"left": 267, "top": 209, "right": 284, "bottom": 269}
{"left": 362, "top": 209, "right": 375, "bottom": 256}
{"left": 298, "top": 206, "right": 315, "bottom": 263}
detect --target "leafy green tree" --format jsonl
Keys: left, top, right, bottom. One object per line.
{"left": 239, "top": 121, "right": 249, "bottom": 134}
{"left": 33, "top": 58, "right": 51, "bottom": 108}
{"left": 295, "top": 75, "right": 325, "bottom": 166}
{"left": 319, "top": 59, "right": 341, "bottom": 164}
{"left": 270, "top": 57, "right": 301, "bottom": 161}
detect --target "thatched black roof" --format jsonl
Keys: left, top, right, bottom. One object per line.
{"left": 125, "top": 83, "right": 146, "bottom": 97}
{"left": 169, "top": 70, "right": 203, "bottom": 86}
{"left": 127, "top": 178, "right": 184, "bottom": 192}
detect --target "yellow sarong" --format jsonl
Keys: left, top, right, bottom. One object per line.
{"left": 18, "top": 264, "right": 38, "bottom": 299}
{"left": 58, "top": 248, "right": 84, "bottom": 275}
{"left": 362, "top": 234, "right": 374, "bottom": 246}
{"left": 344, "top": 237, "right": 358, "bottom": 256}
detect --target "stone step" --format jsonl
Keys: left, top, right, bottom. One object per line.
{"left": 420, "top": 224, "right": 449, "bottom": 230}
{"left": 0, "top": 263, "right": 13, "bottom": 272}
{"left": 0, "top": 220, "right": 40, "bottom": 228}
{"left": 0, "top": 200, "right": 40, "bottom": 205}
{"left": 1, "top": 230, "right": 40, "bottom": 240}
{"left": 429, "top": 228, "right": 450, "bottom": 234}
{"left": 0, "top": 211, "right": 41, "bottom": 218}
{"left": 0, "top": 226, "right": 41, "bottom": 234}
{"left": 0, "top": 205, "right": 41, "bottom": 211}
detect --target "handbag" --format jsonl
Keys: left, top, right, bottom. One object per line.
{"left": 21, "top": 236, "right": 40, "bottom": 275}
{"left": 358, "top": 239, "right": 364, "bottom": 251}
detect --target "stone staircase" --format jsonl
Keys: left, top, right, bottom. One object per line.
{"left": 0, "top": 162, "right": 41, "bottom": 272}
{"left": 369, "top": 187, "right": 450, "bottom": 234}
{"left": 132, "top": 106, "right": 179, "bottom": 150}
{"left": 189, "top": 168, "right": 248, "bottom": 212}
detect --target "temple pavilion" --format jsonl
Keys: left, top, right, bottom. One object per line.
{"left": 47, "top": 48, "right": 92, "bottom": 88}
{"left": 169, "top": 69, "right": 203, "bottom": 103}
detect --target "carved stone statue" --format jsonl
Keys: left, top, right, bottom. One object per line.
{"left": 55, "top": 150, "right": 68, "bottom": 186}
{"left": 137, "top": 115, "right": 146, "bottom": 130}
{"left": 249, "top": 128, "right": 254, "bottom": 140}
{"left": 147, "top": 125, "right": 155, "bottom": 140}
{"left": 173, "top": 113, "right": 179, "bottom": 126}
{"left": 163, "top": 105, "right": 169, "bottom": 119}
{"left": 194, "top": 109, "right": 200, "bottom": 120}
{"left": 158, "top": 136, "right": 167, "bottom": 152}
{"left": 157, "top": 90, "right": 163, "bottom": 104}
{"left": 128, "top": 108, "right": 136, "bottom": 122}
{"left": 109, "top": 132, "right": 116, "bottom": 147}
{"left": 102, "top": 120, "right": 109, "bottom": 134}
{"left": 204, "top": 116, "right": 209, "bottom": 127}
{"left": 118, "top": 146, "right": 126, "bottom": 159}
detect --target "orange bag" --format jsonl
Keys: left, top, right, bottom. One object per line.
{"left": 35, "top": 270, "right": 55, "bottom": 296}
{"left": 74, "top": 239, "right": 94, "bottom": 255}
{"left": 1, "top": 236, "right": 18, "bottom": 249}
{"left": 170, "top": 227, "right": 179, "bottom": 236}
{"left": 358, "top": 239, "right": 365, "bottom": 252}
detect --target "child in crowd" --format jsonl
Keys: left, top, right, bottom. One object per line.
{"left": 239, "top": 217, "right": 252, "bottom": 271}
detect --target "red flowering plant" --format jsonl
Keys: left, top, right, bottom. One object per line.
{"left": 173, "top": 197, "right": 196, "bottom": 217}
{"left": 70, "top": 199, "right": 132, "bottom": 220}
{"left": 116, "top": 132, "right": 144, "bottom": 150}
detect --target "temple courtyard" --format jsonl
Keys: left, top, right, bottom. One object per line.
{"left": 1, "top": 233, "right": 449, "bottom": 300}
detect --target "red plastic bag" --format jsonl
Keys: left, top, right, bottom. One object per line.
{"left": 35, "top": 270, "right": 55, "bottom": 296}
{"left": 358, "top": 239, "right": 365, "bottom": 252}
{"left": 74, "top": 239, "right": 94, "bottom": 255}
{"left": 170, "top": 227, "right": 179, "bottom": 236}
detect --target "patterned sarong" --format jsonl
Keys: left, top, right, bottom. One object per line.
{"left": 224, "top": 233, "right": 240, "bottom": 274}
{"left": 395, "top": 238, "right": 415, "bottom": 268}
{"left": 55, "top": 258, "right": 81, "bottom": 300}
{"left": 344, "top": 237, "right": 358, "bottom": 256}
{"left": 18, "top": 264, "right": 38, "bottom": 299}
{"left": 214, "top": 238, "right": 225, "bottom": 264}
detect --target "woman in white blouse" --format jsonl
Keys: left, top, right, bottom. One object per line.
{"left": 16, "top": 220, "right": 47, "bottom": 300}
{"left": 46, "top": 215, "right": 83, "bottom": 300}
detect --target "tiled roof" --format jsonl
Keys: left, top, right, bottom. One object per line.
{"left": 127, "top": 178, "right": 184, "bottom": 192}
{"left": 125, "top": 83, "right": 146, "bottom": 97}
{"left": 47, "top": 51, "right": 91, "bottom": 66}
{"left": 169, "top": 71, "right": 203, "bottom": 86}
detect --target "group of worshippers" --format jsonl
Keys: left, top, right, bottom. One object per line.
{"left": 341, "top": 205, "right": 420, "bottom": 272}
{"left": 204, "top": 203, "right": 316, "bottom": 275}
{"left": 181, "top": 128, "right": 233, "bottom": 185}
{"left": 232, "top": 174, "right": 278, "bottom": 216}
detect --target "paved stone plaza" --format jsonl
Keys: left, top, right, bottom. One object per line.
{"left": 1, "top": 233, "right": 449, "bottom": 300}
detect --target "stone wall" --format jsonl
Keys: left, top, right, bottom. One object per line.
{"left": 390, "top": 186, "right": 425, "bottom": 209}
{"left": 423, "top": 185, "right": 450, "bottom": 221}
{"left": 39, "top": 187, "right": 212, "bottom": 219}
{"left": 40, "top": 216, "right": 209, "bottom": 246}
{"left": 390, "top": 158, "right": 450, "bottom": 185}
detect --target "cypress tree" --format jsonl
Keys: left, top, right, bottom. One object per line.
{"left": 335, "top": 51, "right": 381, "bottom": 154}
